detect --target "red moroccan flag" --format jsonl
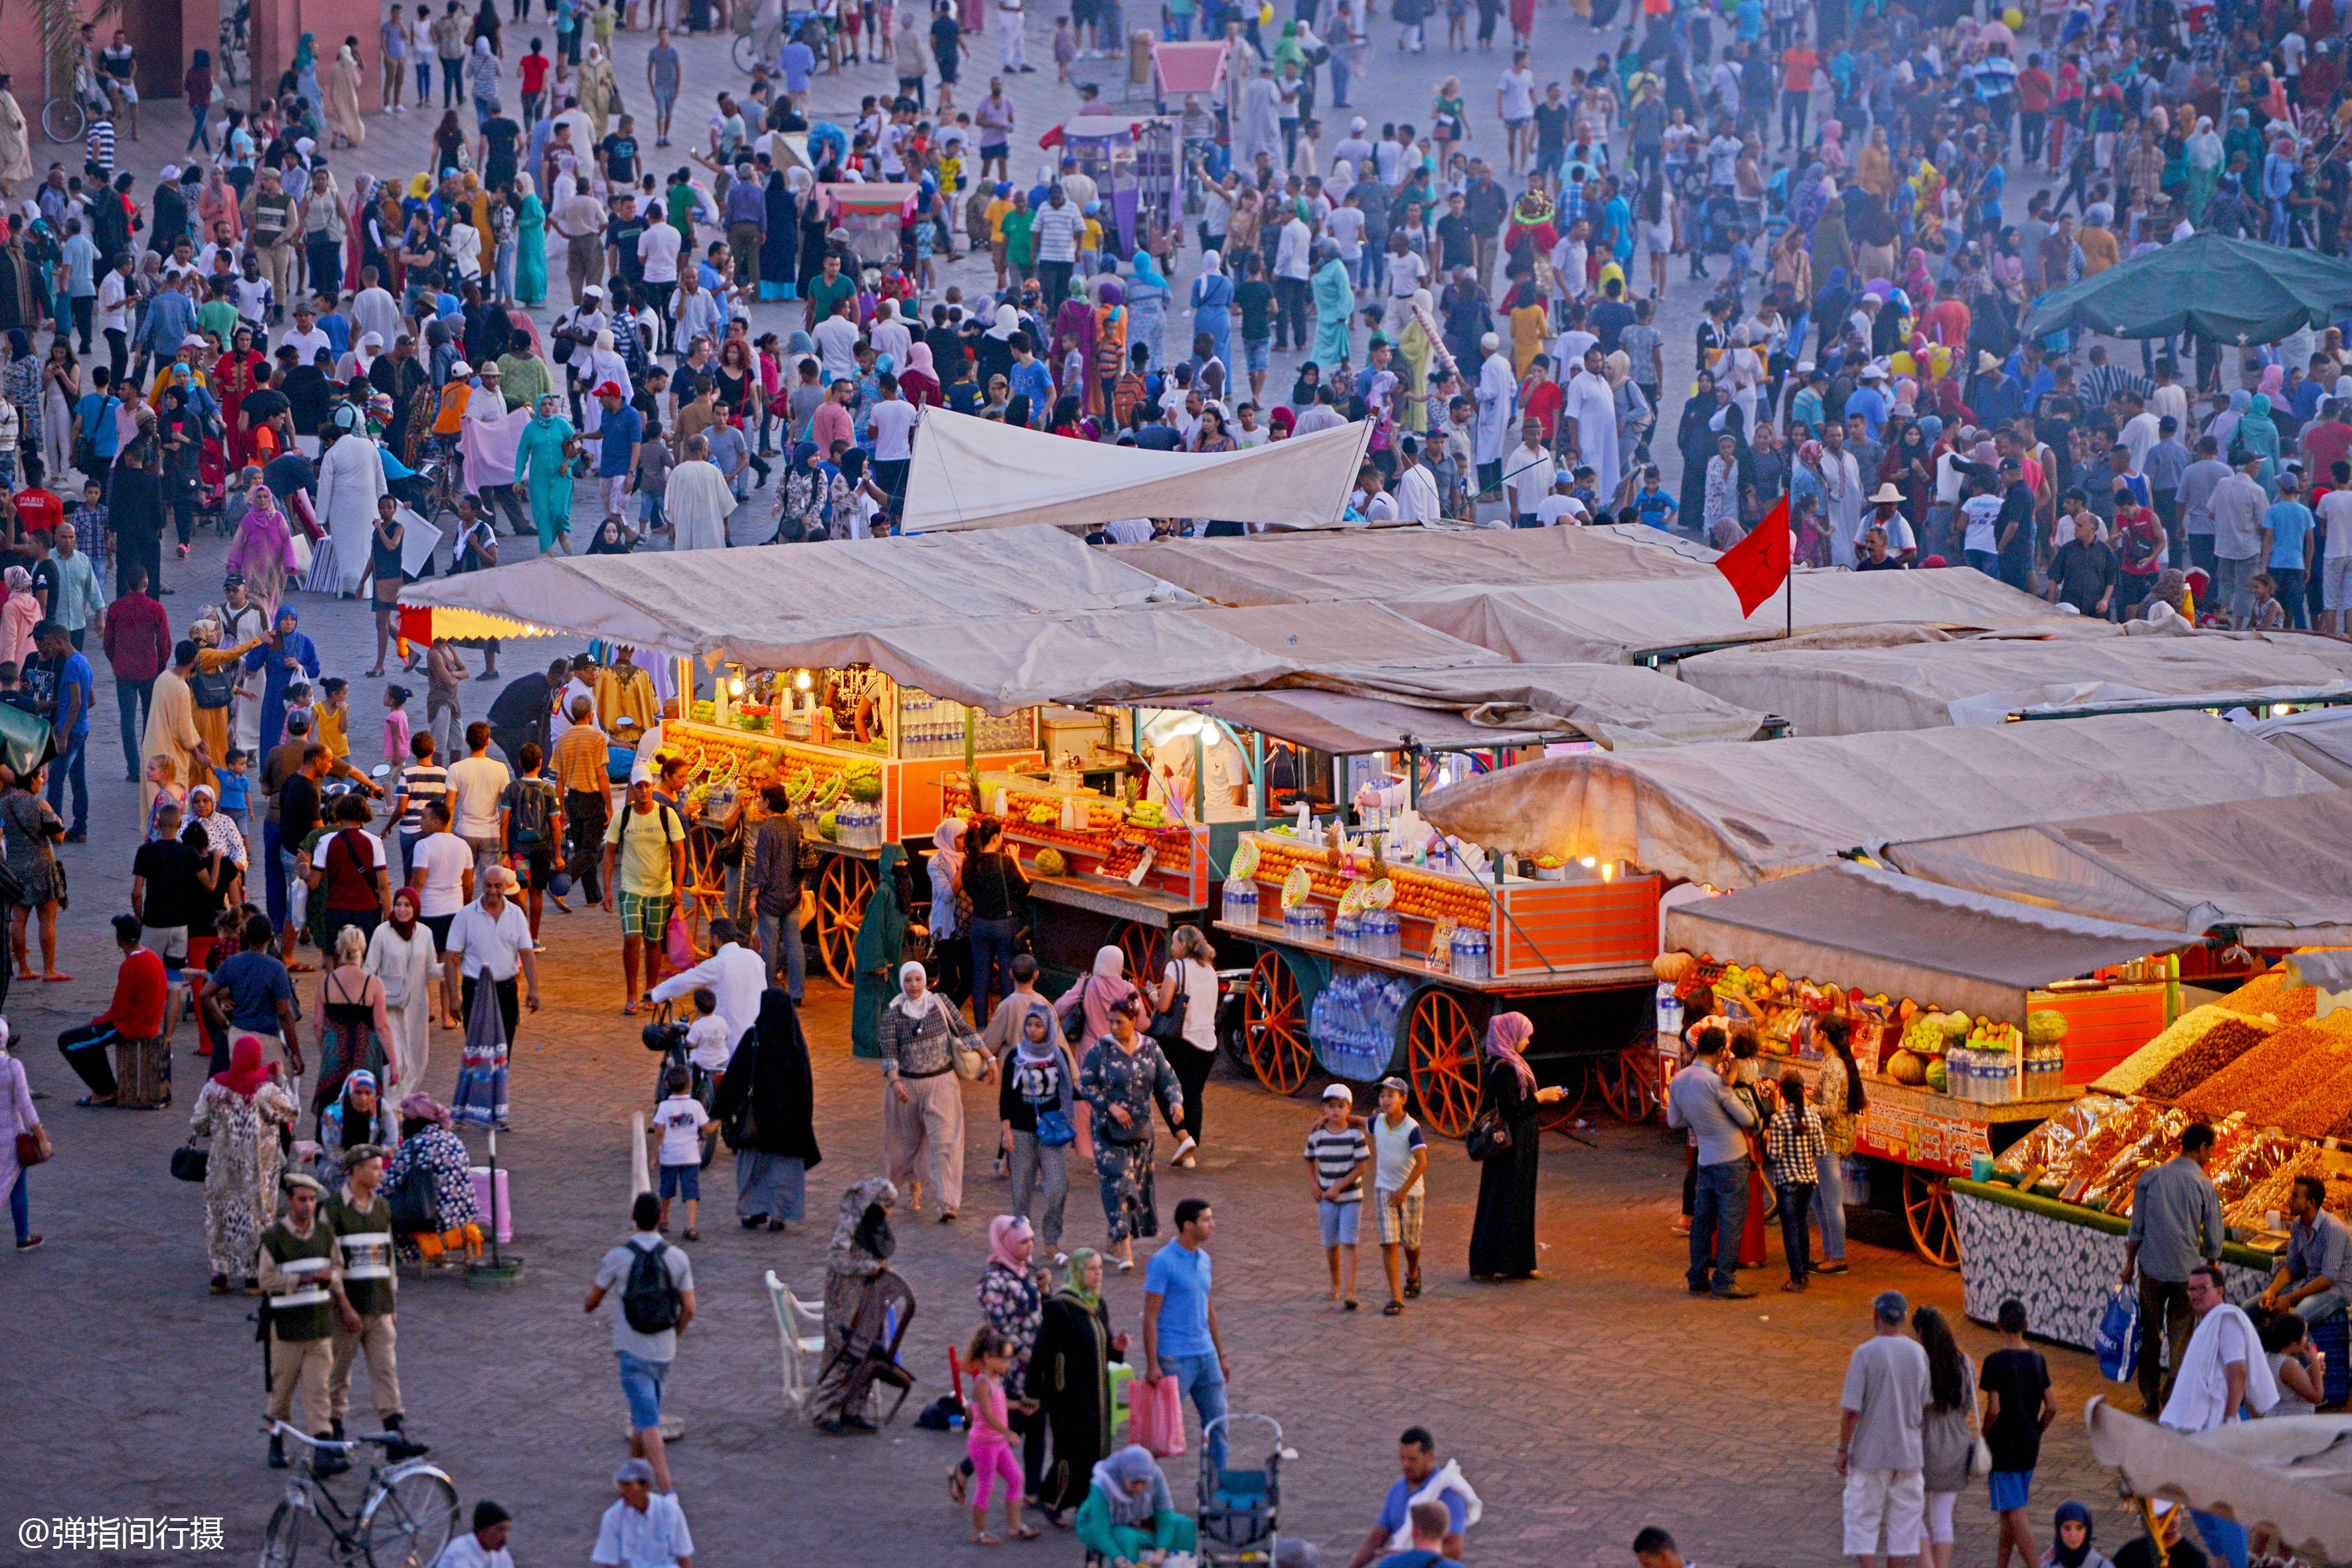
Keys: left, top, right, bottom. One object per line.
{"left": 1715, "top": 494, "right": 1792, "bottom": 615}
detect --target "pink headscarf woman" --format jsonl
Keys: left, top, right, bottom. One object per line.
{"left": 224, "top": 479, "right": 301, "bottom": 620}
{"left": 0, "top": 566, "right": 37, "bottom": 668}
{"left": 1485, "top": 1011, "right": 1538, "bottom": 1094}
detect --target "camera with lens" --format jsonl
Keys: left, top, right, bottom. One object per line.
{"left": 641, "top": 1020, "right": 690, "bottom": 1055}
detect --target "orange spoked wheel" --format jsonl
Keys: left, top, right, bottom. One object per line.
{"left": 1407, "top": 988, "right": 1486, "bottom": 1139}
{"left": 1241, "top": 951, "right": 1313, "bottom": 1096}
{"left": 1117, "top": 923, "right": 1164, "bottom": 988}
{"left": 1599, "top": 1034, "right": 1662, "bottom": 1123}
{"left": 1903, "top": 1168, "right": 1961, "bottom": 1268}
{"left": 814, "top": 857, "right": 874, "bottom": 990}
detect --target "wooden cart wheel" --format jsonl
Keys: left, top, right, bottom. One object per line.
{"left": 1535, "top": 1080, "right": 1587, "bottom": 1132}
{"left": 815, "top": 858, "right": 874, "bottom": 990}
{"left": 1406, "top": 989, "right": 1486, "bottom": 1140}
{"left": 1903, "top": 1167, "right": 1962, "bottom": 1269}
{"left": 1241, "top": 951, "right": 1313, "bottom": 1096}
{"left": 1599, "top": 1035, "right": 1662, "bottom": 1123}
{"left": 1117, "top": 923, "right": 1164, "bottom": 988}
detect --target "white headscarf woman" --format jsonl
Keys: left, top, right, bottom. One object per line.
{"left": 880, "top": 959, "right": 980, "bottom": 1219}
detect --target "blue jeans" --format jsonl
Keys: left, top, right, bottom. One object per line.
{"left": 44, "top": 734, "right": 86, "bottom": 833}
{"left": 263, "top": 819, "right": 288, "bottom": 930}
{"left": 1966, "top": 548, "right": 1999, "bottom": 577}
{"left": 2273, "top": 566, "right": 2310, "bottom": 629}
{"left": 1156, "top": 1352, "right": 1227, "bottom": 1467}
{"left": 7, "top": 1169, "right": 26, "bottom": 1243}
{"left": 2293, "top": 1290, "right": 2348, "bottom": 1324}
{"left": 1812, "top": 1148, "right": 1847, "bottom": 1263}
{"left": 969, "top": 915, "right": 1018, "bottom": 1027}
{"left": 2193, "top": 1509, "right": 2248, "bottom": 1568}
{"left": 114, "top": 677, "right": 152, "bottom": 778}
{"left": 188, "top": 102, "right": 212, "bottom": 153}
{"left": 757, "top": 905, "right": 806, "bottom": 1003}
{"left": 1687, "top": 1156, "right": 1750, "bottom": 1294}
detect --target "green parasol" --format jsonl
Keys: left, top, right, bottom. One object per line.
{"left": 0, "top": 702, "right": 56, "bottom": 782}
{"left": 2020, "top": 230, "right": 2352, "bottom": 347}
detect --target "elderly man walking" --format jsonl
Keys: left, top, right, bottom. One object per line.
{"left": 2162, "top": 1262, "right": 2278, "bottom": 1568}
{"left": 2122, "top": 1121, "right": 2225, "bottom": 1416}
{"left": 1839, "top": 1289, "right": 1930, "bottom": 1568}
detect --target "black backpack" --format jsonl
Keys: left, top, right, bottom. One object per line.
{"left": 509, "top": 779, "right": 554, "bottom": 846}
{"left": 621, "top": 1239, "right": 682, "bottom": 1334}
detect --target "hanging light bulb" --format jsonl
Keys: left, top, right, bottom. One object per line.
{"left": 795, "top": 670, "right": 814, "bottom": 690}
{"left": 728, "top": 676, "right": 745, "bottom": 697}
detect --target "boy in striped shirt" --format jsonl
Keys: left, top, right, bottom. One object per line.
{"left": 1304, "top": 1084, "right": 1372, "bottom": 1310}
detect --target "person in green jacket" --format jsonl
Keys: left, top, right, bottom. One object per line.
{"left": 1075, "top": 1445, "right": 1198, "bottom": 1565}
{"left": 848, "top": 842, "right": 910, "bottom": 1058}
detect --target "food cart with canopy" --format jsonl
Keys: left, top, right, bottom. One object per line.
{"left": 1039, "top": 115, "right": 1179, "bottom": 254}
{"left": 818, "top": 183, "right": 921, "bottom": 266}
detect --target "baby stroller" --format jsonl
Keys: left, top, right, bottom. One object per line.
{"left": 1198, "top": 1414, "right": 1293, "bottom": 1567}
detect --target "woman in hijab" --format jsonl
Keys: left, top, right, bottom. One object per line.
{"left": 200, "top": 165, "right": 244, "bottom": 244}
{"left": 1052, "top": 285, "right": 1099, "bottom": 414}
{"left": 1467, "top": 1012, "right": 1568, "bottom": 1282}
{"left": 761, "top": 164, "right": 799, "bottom": 300}
{"left": 2238, "top": 391, "right": 2282, "bottom": 493}
{"left": 243, "top": 605, "right": 319, "bottom": 755}
{"left": 496, "top": 309, "right": 551, "bottom": 408}
{"left": 850, "top": 843, "right": 913, "bottom": 1058}
{"left": 215, "top": 325, "right": 268, "bottom": 469}
{"left": 189, "top": 1034, "right": 300, "bottom": 1292}
{"left": 1883, "top": 417, "right": 1935, "bottom": 524}
{"left": 576, "top": 41, "right": 617, "bottom": 139}
{"left": 516, "top": 392, "right": 578, "bottom": 553}
{"left": 315, "top": 1066, "right": 400, "bottom": 1194}
{"left": 925, "top": 818, "right": 972, "bottom": 1003}
{"left": 1075, "top": 994, "right": 1182, "bottom": 1272}
{"left": 1125, "top": 250, "right": 1170, "bottom": 372}
{"left": 1676, "top": 369, "right": 1722, "bottom": 535}
{"left": 382, "top": 1093, "right": 483, "bottom": 1262}
{"left": 2043, "top": 1502, "right": 2109, "bottom": 1568}
{"left": 326, "top": 39, "right": 366, "bottom": 148}
{"left": 2211, "top": 387, "right": 2250, "bottom": 459}
{"left": 974, "top": 1214, "right": 1051, "bottom": 1498}
{"left": 1075, "top": 1447, "right": 1198, "bottom": 1563}
{"left": 2186, "top": 116, "right": 2224, "bottom": 222}
{"left": 366, "top": 888, "right": 437, "bottom": 1095}
{"left": 813, "top": 1174, "right": 902, "bottom": 1432}
{"left": 879, "top": 959, "right": 982, "bottom": 1220}
{"left": 1312, "top": 239, "right": 1354, "bottom": 366}
{"left": 0, "top": 568, "right": 34, "bottom": 670}
{"left": 1054, "top": 945, "right": 1137, "bottom": 1050}
{"left": 998, "top": 996, "right": 1074, "bottom": 1243}
{"left": 1790, "top": 163, "right": 1831, "bottom": 236}
{"left": 1032, "top": 1245, "right": 1124, "bottom": 1523}
{"left": 510, "top": 175, "right": 547, "bottom": 307}
{"left": 1189, "top": 251, "right": 1235, "bottom": 374}
{"left": 1812, "top": 190, "right": 1852, "bottom": 284}
{"left": 900, "top": 341, "right": 941, "bottom": 408}
{"left": 712, "top": 988, "right": 824, "bottom": 1231}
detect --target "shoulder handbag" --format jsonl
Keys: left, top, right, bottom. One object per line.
{"left": 14, "top": 1121, "right": 50, "bottom": 1168}
{"left": 1059, "top": 977, "right": 1091, "bottom": 1046}
{"left": 169, "top": 1135, "right": 209, "bottom": 1182}
{"left": 1146, "top": 960, "right": 1188, "bottom": 1052}
{"left": 944, "top": 996, "right": 989, "bottom": 1081}
{"left": 1464, "top": 1105, "right": 1511, "bottom": 1162}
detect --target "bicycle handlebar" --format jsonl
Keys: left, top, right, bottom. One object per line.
{"left": 264, "top": 1420, "right": 402, "bottom": 1452}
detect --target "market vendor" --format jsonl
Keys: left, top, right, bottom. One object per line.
{"left": 1144, "top": 717, "right": 1250, "bottom": 823}
{"left": 819, "top": 672, "right": 878, "bottom": 745}
{"left": 1351, "top": 752, "right": 1435, "bottom": 820}
{"left": 2257, "top": 1172, "right": 2351, "bottom": 1325}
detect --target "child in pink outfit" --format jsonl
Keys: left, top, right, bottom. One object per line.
{"left": 963, "top": 1328, "right": 1034, "bottom": 1544}
{"left": 382, "top": 685, "right": 413, "bottom": 769}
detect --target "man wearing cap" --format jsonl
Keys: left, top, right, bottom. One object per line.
{"left": 1863, "top": 484, "right": 1918, "bottom": 564}
{"left": 261, "top": 1172, "right": 353, "bottom": 1474}
{"left": 436, "top": 1502, "right": 515, "bottom": 1567}
{"left": 593, "top": 1457, "right": 694, "bottom": 1565}
{"left": 1839, "top": 1290, "right": 1930, "bottom": 1568}
{"left": 278, "top": 301, "right": 333, "bottom": 376}
{"left": 325, "top": 1142, "right": 425, "bottom": 1453}
{"left": 601, "top": 769, "right": 687, "bottom": 1006}
{"left": 1992, "top": 454, "right": 2039, "bottom": 592}
{"left": 596, "top": 382, "right": 643, "bottom": 523}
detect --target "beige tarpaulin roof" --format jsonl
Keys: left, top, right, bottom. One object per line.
{"left": 1415, "top": 710, "right": 2337, "bottom": 888}
{"left": 1110, "top": 523, "right": 1714, "bottom": 605}
{"left": 1163, "top": 661, "right": 1769, "bottom": 753}
{"left": 1883, "top": 790, "right": 2352, "bottom": 943}
{"left": 2243, "top": 707, "right": 2352, "bottom": 786}
{"left": 898, "top": 408, "right": 1373, "bottom": 533}
{"left": 1662, "top": 862, "right": 2192, "bottom": 1024}
{"left": 1678, "top": 631, "right": 2352, "bottom": 736}
{"left": 2083, "top": 1400, "right": 2352, "bottom": 1567}
{"left": 1179, "top": 602, "right": 1508, "bottom": 670}
{"left": 1387, "top": 568, "right": 2066, "bottom": 665}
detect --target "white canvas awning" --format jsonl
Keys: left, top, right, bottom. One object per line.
{"left": 898, "top": 408, "right": 1373, "bottom": 533}
{"left": 1883, "top": 790, "right": 2352, "bottom": 943}
{"left": 1111, "top": 522, "right": 1715, "bottom": 605}
{"left": 1678, "top": 631, "right": 2352, "bottom": 736}
{"left": 2083, "top": 1401, "right": 2352, "bottom": 1568}
{"left": 1415, "top": 710, "right": 2337, "bottom": 888}
{"left": 1162, "top": 661, "right": 1769, "bottom": 754}
{"left": 2242, "top": 706, "right": 2352, "bottom": 786}
{"left": 1179, "top": 602, "right": 1508, "bottom": 670}
{"left": 1662, "top": 862, "right": 2192, "bottom": 1025}
{"left": 1388, "top": 570, "right": 2065, "bottom": 666}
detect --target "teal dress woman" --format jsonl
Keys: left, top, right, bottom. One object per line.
{"left": 849, "top": 844, "right": 911, "bottom": 1059}
{"left": 2238, "top": 392, "right": 2282, "bottom": 495}
{"left": 294, "top": 33, "right": 325, "bottom": 114}
{"left": 1311, "top": 240, "right": 1354, "bottom": 366}
{"left": 513, "top": 174, "right": 548, "bottom": 306}
{"left": 516, "top": 393, "right": 577, "bottom": 550}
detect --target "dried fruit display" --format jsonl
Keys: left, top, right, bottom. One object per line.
{"left": 2217, "top": 969, "right": 2317, "bottom": 1024}
{"left": 2205, "top": 1125, "right": 2304, "bottom": 1206}
{"left": 2139, "top": 1017, "right": 2275, "bottom": 1101}
{"left": 2078, "top": 1110, "right": 2193, "bottom": 1214}
{"left": 2177, "top": 1020, "right": 2345, "bottom": 1117}
{"left": 2092, "top": 1006, "right": 2247, "bottom": 1096}
{"left": 1994, "top": 1094, "right": 2128, "bottom": 1182}
{"left": 2225, "top": 1144, "right": 2330, "bottom": 1232}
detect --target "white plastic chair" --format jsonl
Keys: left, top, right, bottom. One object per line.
{"left": 765, "top": 1270, "right": 828, "bottom": 1407}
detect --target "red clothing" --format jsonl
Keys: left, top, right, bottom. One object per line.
{"left": 96, "top": 947, "right": 169, "bottom": 1038}
{"left": 15, "top": 487, "right": 60, "bottom": 538}
{"left": 2017, "top": 67, "right": 2053, "bottom": 113}
{"left": 520, "top": 52, "right": 551, "bottom": 93}
{"left": 1780, "top": 48, "right": 1818, "bottom": 93}
{"left": 102, "top": 591, "right": 171, "bottom": 682}
{"left": 1519, "top": 378, "right": 1565, "bottom": 441}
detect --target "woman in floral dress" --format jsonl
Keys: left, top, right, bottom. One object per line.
{"left": 1075, "top": 995, "right": 1183, "bottom": 1272}
{"left": 382, "top": 1093, "right": 481, "bottom": 1261}
{"left": 188, "top": 1036, "right": 299, "bottom": 1292}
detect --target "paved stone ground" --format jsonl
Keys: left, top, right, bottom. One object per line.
{"left": 0, "top": 8, "right": 2169, "bottom": 1567}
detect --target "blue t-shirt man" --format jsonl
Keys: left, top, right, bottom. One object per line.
{"left": 1144, "top": 1239, "right": 1213, "bottom": 1356}
{"left": 2267, "top": 497, "right": 2316, "bottom": 571}
{"left": 76, "top": 389, "right": 122, "bottom": 461}
{"left": 1008, "top": 357, "right": 1054, "bottom": 420}
{"left": 46, "top": 646, "right": 92, "bottom": 738}
{"left": 599, "top": 402, "right": 643, "bottom": 477}
{"left": 1144, "top": 1208, "right": 1226, "bottom": 1463}
{"left": 779, "top": 40, "right": 815, "bottom": 94}
{"left": 210, "top": 948, "right": 294, "bottom": 1034}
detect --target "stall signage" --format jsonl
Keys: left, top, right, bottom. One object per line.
{"left": 1855, "top": 1103, "right": 1989, "bottom": 1175}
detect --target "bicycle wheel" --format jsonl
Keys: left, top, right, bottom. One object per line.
{"left": 734, "top": 32, "right": 759, "bottom": 70}
{"left": 361, "top": 1470, "right": 459, "bottom": 1568}
{"left": 260, "top": 1502, "right": 305, "bottom": 1568}
{"left": 40, "top": 97, "right": 84, "bottom": 144}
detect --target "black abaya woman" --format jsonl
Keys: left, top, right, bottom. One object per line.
{"left": 1466, "top": 1012, "right": 1569, "bottom": 1282}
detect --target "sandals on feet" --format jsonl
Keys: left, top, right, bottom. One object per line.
{"left": 1383, "top": 1299, "right": 1403, "bottom": 1315}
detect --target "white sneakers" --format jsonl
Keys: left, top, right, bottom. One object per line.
{"left": 1170, "top": 1133, "right": 1197, "bottom": 1166}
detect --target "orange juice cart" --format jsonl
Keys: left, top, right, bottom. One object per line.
{"left": 1655, "top": 862, "right": 2193, "bottom": 1265}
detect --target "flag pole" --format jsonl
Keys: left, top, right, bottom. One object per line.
{"left": 1784, "top": 493, "right": 1794, "bottom": 641}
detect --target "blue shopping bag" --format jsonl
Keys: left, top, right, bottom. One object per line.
{"left": 2096, "top": 1284, "right": 2140, "bottom": 1383}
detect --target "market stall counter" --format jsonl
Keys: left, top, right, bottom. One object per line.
{"left": 1657, "top": 862, "right": 2195, "bottom": 1265}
